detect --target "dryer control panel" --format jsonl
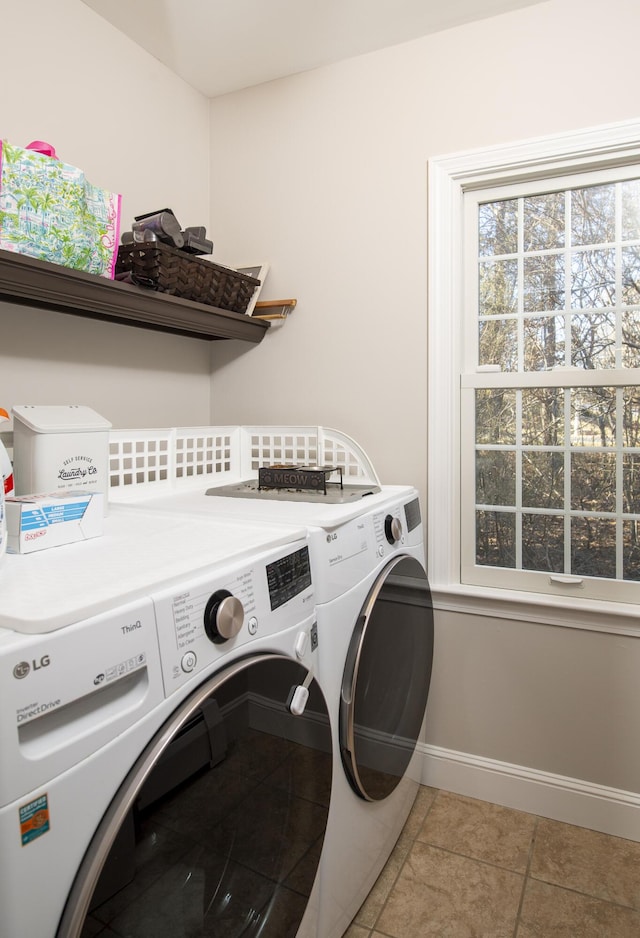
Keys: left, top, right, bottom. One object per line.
{"left": 310, "top": 495, "right": 424, "bottom": 603}
{"left": 152, "top": 538, "right": 315, "bottom": 694}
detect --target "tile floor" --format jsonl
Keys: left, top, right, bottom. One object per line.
{"left": 344, "top": 787, "right": 640, "bottom": 937}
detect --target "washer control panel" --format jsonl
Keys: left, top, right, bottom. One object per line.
{"left": 151, "top": 538, "right": 315, "bottom": 694}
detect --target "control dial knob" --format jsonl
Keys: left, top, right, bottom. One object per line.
{"left": 204, "top": 590, "right": 244, "bottom": 644}
{"left": 384, "top": 514, "right": 403, "bottom": 545}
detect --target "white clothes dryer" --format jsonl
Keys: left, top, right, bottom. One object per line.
{"left": 0, "top": 506, "right": 333, "bottom": 938}
{"left": 306, "top": 491, "right": 433, "bottom": 938}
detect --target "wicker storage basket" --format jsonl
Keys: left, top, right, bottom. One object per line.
{"left": 115, "top": 242, "right": 260, "bottom": 314}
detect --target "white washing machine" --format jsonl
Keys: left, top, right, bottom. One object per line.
{"left": 107, "top": 427, "right": 434, "bottom": 938}
{"left": 0, "top": 505, "right": 333, "bottom": 938}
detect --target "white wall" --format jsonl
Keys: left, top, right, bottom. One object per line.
{"left": 208, "top": 0, "right": 640, "bottom": 491}
{"left": 0, "top": 0, "right": 214, "bottom": 429}
{"left": 207, "top": 0, "right": 640, "bottom": 820}
{"left": 427, "top": 611, "right": 640, "bottom": 792}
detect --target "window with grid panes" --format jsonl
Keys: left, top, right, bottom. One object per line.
{"left": 461, "top": 167, "right": 640, "bottom": 603}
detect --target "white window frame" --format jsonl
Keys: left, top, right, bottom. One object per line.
{"left": 427, "top": 119, "right": 640, "bottom": 635}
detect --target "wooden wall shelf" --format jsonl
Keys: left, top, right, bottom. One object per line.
{"left": 0, "top": 249, "right": 270, "bottom": 343}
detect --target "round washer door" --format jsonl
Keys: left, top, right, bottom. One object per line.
{"left": 57, "top": 654, "right": 332, "bottom": 938}
{"left": 340, "top": 555, "right": 434, "bottom": 802}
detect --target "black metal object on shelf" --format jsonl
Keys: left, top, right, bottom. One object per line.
{"left": 258, "top": 465, "right": 343, "bottom": 494}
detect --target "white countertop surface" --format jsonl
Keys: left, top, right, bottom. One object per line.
{"left": 0, "top": 506, "right": 306, "bottom": 634}
{"left": 113, "top": 485, "right": 413, "bottom": 528}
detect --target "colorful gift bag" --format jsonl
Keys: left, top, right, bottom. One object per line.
{"left": 0, "top": 140, "right": 121, "bottom": 278}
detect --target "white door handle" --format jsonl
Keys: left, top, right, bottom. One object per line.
{"left": 549, "top": 575, "right": 584, "bottom": 587}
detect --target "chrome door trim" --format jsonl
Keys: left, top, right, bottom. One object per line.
{"left": 340, "top": 555, "right": 432, "bottom": 802}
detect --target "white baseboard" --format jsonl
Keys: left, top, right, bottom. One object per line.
{"left": 420, "top": 743, "right": 640, "bottom": 842}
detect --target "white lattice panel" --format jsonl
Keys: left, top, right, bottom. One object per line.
{"left": 243, "top": 428, "right": 319, "bottom": 472}
{"left": 108, "top": 426, "right": 379, "bottom": 500}
{"left": 319, "top": 430, "right": 373, "bottom": 481}
{"left": 109, "top": 429, "right": 173, "bottom": 496}
{"left": 174, "top": 427, "right": 237, "bottom": 481}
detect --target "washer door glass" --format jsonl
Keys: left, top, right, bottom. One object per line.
{"left": 340, "top": 556, "right": 434, "bottom": 802}
{"left": 58, "top": 655, "right": 332, "bottom": 938}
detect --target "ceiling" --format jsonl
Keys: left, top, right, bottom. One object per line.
{"left": 82, "top": 0, "right": 543, "bottom": 98}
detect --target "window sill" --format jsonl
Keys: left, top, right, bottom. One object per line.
{"left": 430, "top": 582, "right": 640, "bottom": 637}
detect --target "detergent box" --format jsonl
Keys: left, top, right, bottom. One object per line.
{"left": 6, "top": 492, "right": 103, "bottom": 554}
{"left": 12, "top": 405, "right": 111, "bottom": 516}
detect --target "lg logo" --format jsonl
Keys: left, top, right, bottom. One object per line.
{"left": 13, "top": 656, "right": 51, "bottom": 679}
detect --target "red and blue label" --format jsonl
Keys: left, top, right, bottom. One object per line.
{"left": 19, "top": 794, "right": 50, "bottom": 845}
